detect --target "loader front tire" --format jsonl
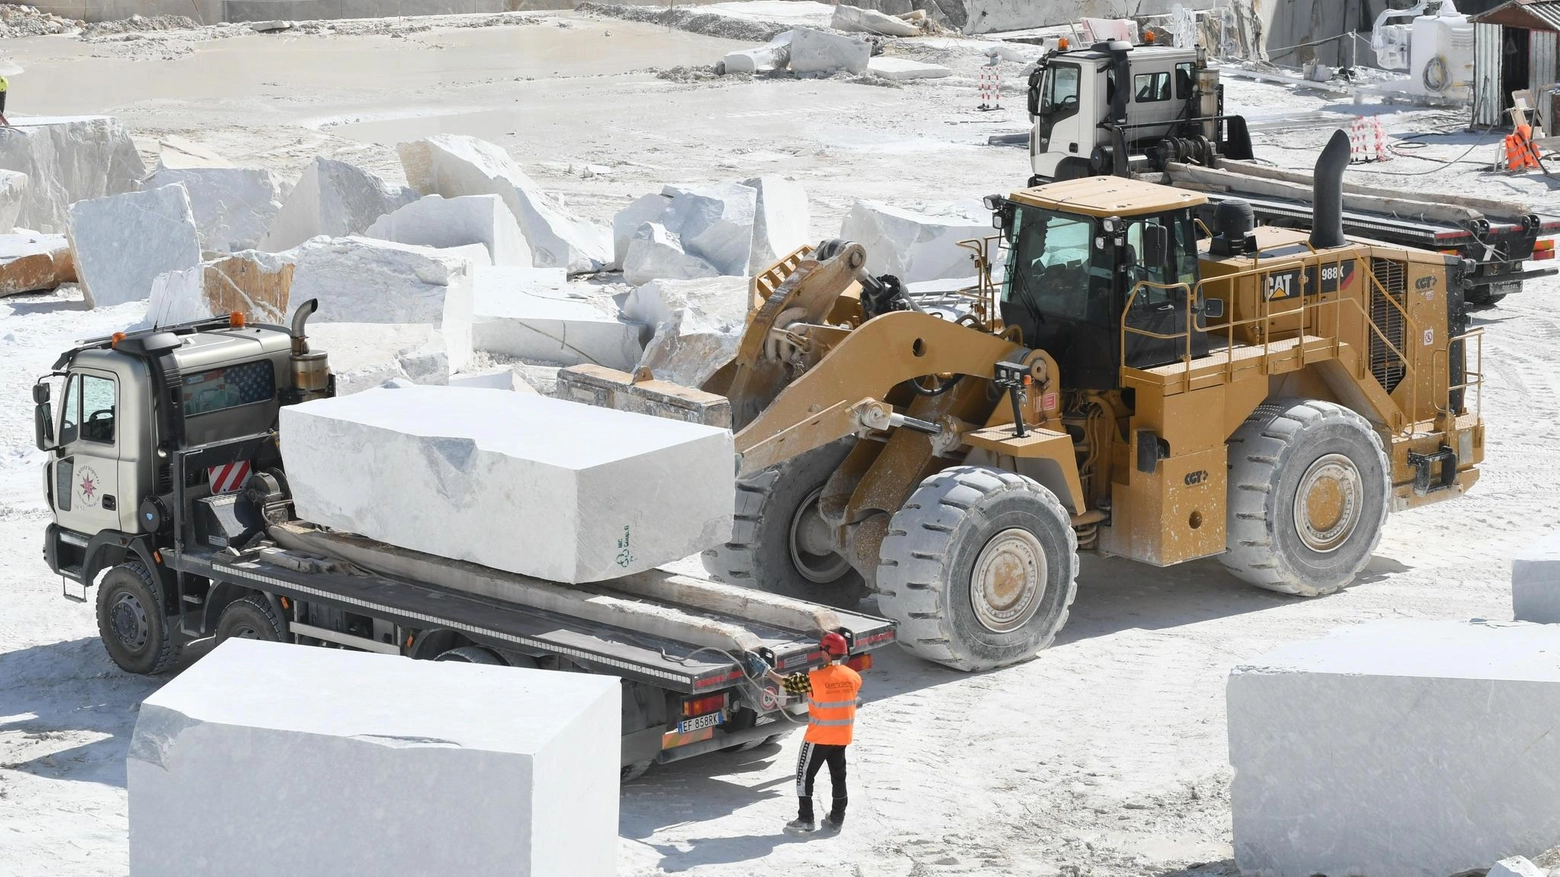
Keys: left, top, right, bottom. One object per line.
{"left": 1221, "top": 399, "right": 1390, "bottom": 596}
{"left": 701, "top": 440, "right": 867, "bottom": 607}
{"left": 877, "top": 466, "right": 1078, "bottom": 672}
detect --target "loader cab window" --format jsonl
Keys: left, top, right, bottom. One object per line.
{"left": 1121, "top": 210, "right": 1208, "bottom": 369}
{"left": 1001, "top": 205, "right": 1121, "bottom": 388}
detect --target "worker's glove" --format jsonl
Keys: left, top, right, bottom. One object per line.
{"left": 741, "top": 652, "right": 770, "bottom": 678}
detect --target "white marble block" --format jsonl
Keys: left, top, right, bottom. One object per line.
{"left": 397, "top": 135, "right": 611, "bottom": 274}
{"left": 281, "top": 387, "right": 734, "bottom": 583}
{"left": 364, "top": 194, "right": 533, "bottom": 267}
{"left": 622, "top": 221, "right": 721, "bottom": 287}
{"left": 1513, "top": 529, "right": 1560, "bottom": 623}
{"left": 787, "top": 28, "right": 872, "bottom": 74}
{"left": 623, "top": 276, "right": 750, "bottom": 330}
{"left": 261, "top": 157, "right": 416, "bottom": 252}
{"left": 306, "top": 323, "right": 451, "bottom": 395}
{"left": 722, "top": 31, "right": 794, "bottom": 74}
{"left": 0, "top": 169, "right": 26, "bottom": 232}
{"left": 839, "top": 199, "right": 988, "bottom": 282}
{"left": 635, "top": 307, "right": 740, "bottom": 390}
{"left": 145, "top": 165, "right": 290, "bottom": 253}
{"left": 831, "top": 4, "right": 921, "bottom": 36}
{"left": 0, "top": 116, "right": 146, "bottom": 233}
{"left": 612, "top": 192, "right": 671, "bottom": 270}
{"left": 0, "top": 231, "right": 74, "bottom": 296}
{"left": 471, "top": 265, "right": 643, "bottom": 369}
{"left": 659, "top": 182, "right": 757, "bottom": 277}
{"left": 68, "top": 184, "right": 202, "bottom": 308}
{"left": 743, "top": 175, "right": 810, "bottom": 273}
{"left": 868, "top": 57, "right": 954, "bottom": 81}
{"left": 1227, "top": 619, "right": 1560, "bottom": 877}
{"left": 128, "top": 639, "right": 619, "bottom": 877}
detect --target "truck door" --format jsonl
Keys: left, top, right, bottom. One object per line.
{"left": 1031, "top": 60, "right": 1095, "bottom": 179}
{"left": 51, "top": 369, "right": 124, "bottom": 536}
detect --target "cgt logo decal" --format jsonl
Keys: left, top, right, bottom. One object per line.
{"left": 1184, "top": 469, "right": 1210, "bottom": 486}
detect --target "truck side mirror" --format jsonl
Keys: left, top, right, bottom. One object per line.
{"left": 35, "top": 401, "right": 54, "bottom": 451}
{"left": 32, "top": 383, "right": 49, "bottom": 404}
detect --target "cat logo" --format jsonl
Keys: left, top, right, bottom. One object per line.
{"left": 1184, "top": 469, "right": 1209, "bottom": 486}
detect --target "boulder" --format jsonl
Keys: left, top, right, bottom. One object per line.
{"left": 279, "top": 387, "right": 734, "bottom": 583}
{"left": 743, "top": 176, "right": 810, "bottom": 273}
{"left": 397, "top": 135, "right": 611, "bottom": 274}
{"left": 868, "top": 56, "right": 954, "bottom": 80}
{"left": 472, "top": 266, "right": 642, "bottom": 370}
{"left": 611, "top": 192, "right": 671, "bottom": 270}
{"left": 145, "top": 165, "right": 290, "bottom": 254}
{"left": 68, "top": 184, "right": 202, "bottom": 308}
{"left": 306, "top": 323, "right": 451, "bottom": 395}
{"left": 129, "top": 639, "right": 620, "bottom": 877}
{"left": 623, "top": 276, "right": 749, "bottom": 330}
{"left": 622, "top": 222, "right": 721, "bottom": 287}
{"left": 287, "top": 237, "right": 487, "bottom": 373}
{"left": 659, "top": 182, "right": 757, "bottom": 276}
{"left": 1228, "top": 619, "right": 1560, "bottom": 877}
{"left": 787, "top": 29, "right": 872, "bottom": 74}
{"left": 634, "top": 307, "right": 740, "bottom": 389}
{"left": 0, "top": 169, "right": 25, "bottom": 231}
{"left": 0, "top": 232, "right": 74, "bottom": 297}
{"left": 260, "top": 157, "right": 416, "bottom": 252}
{"left": 147, "top": 250, "right": 297, "bottom": 327}
{"left": 0, "top": 116, "right": 146, "bottom": 234}
{"left": 831, "top": 4, "right": 921, "bottom": 36}
{"left": 364, "top": 194, "right": 532, "bottom": 267}
{"left": 723, "top": 30, "right": 794, "bottom": 74}
{"left": 839, "top": 199, "right": 988, "bottom": 282}
{"left": 450, "top": 367, "right": 538, "bottom": 393}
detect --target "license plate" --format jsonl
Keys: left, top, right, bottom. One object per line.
{"left": 677, "top": 711, "right": 724, "bottom": 734}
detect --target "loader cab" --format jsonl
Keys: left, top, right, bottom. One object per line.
{"left": 993, "top": 177, "right": 1210, "bottom": 389}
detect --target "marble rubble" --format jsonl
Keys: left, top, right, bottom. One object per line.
{"left": 1512, "top": 529, "right": 1560, "bottom": 623}
{"left": 839, "top": 199, "right": 989, "bottom": 282}
{"left": 145, "top": 164, "right": 290, "bottom": 254}
{"left": 0, "top": 232, "right": 74, "bottom": 297}
{"left": 743, "top": 175, "right": 811, "bottom": 273}
{"left": 68, "top": 184, "right": 202, "bottom": 308}
{"left": 622, "top": 276, "right": 750, "bottom": 331}
{"left": 0, "top": 116, "right": 146, "bottom": 233}
{"left": 1227, "top": 619, "right": 1560, "bottom": 877}
{"left": 722, "top": 30, "right": 793, "bottom": 74}
{"left": 659, "top": 182, "right": 757, "bottom": 276}
{"left": 868, "top": 56, "right": 954, "bottom": 80}
{"left": 260, "top": 157, "right": 416, "bottom": 252}
{"left": 634, "top": 307, "right": 740, "bottom": 389}
{"left": 1489, "top": 857, "right": 1548, "bottom": 877}
{"left": 787, "top": 29, "right": 872, "bottom": 74}
{"left": 612, "top": 192, "right": 671, "bottom": 269}
{"left": 471, "top": 266, "right": 642, "bottom": 369}
{"left": 364, "top": 194, "right": 533, "bottom": 267}
{"left": 128, "top": 639, "right": 619, "bottom": 877}
{"left": 305, "top": 323, "right": 450, "bottom": 395}
{"left": 280, "top": 387, "right": 734, "bottom": 583}
{"left": 287, "top": 237, "right": 487, "bottom": 372}
{"left": 398, "top": 134, "right": 611, "bottom": 274}
{"left": 621, "top": 221, "right": 720, "bottom": 287}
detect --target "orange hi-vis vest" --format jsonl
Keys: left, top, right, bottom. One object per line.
{"left": 804, "top": 663, "right": 862, "bottom": 745}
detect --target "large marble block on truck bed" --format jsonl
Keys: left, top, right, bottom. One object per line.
{"left": 128, "top": 639, "right": 619, "bottom": 877}
{"left": 1513, "top": 529, "right": 1560, "bottom": 623}
{"left": 280, "top": 386, "right": 734, "bottom": 583}
{"left": 1227, "top": 619, "right": 1560, "bottom": 877}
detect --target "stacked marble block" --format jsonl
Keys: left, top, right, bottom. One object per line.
{"left": 1512, "top": 529, "right": 1560, "bottom": 623}
{"left": 128, "top": 639, "right": 620, "bottom": 877}
{"left": 1227, "top": 619, "right": 1560, "bottom": 877}
{"left": 279, "top": 386, "right": 734, "bottom": 584}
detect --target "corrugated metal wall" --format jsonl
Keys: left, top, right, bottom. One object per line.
{"left": 1474, "top": 22, "right": 1504, "bottom": 127}
{"left": 1531, "top": 30, "right": 1559, "bottom": 132}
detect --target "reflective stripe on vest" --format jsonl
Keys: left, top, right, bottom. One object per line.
{"left": 804, "top": 664, "right": 861, "bottom": 745}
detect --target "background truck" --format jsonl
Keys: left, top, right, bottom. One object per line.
{"left": 1025, "top": 39, "right": 1559, "bottom": 305}
{"left": 32, "top": 305, "right": 895, "bottom": 779}
{"left": 562, "top": 131, "right": 1484, "bottom": 673}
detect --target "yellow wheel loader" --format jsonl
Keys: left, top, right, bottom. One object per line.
{"left": 560, "top": 130, "right": 1484, "bottom": 671}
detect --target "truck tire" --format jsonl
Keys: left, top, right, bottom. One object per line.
{"left": 1221, "top": 399, "right": 1390, "bottom": 596}
{"left": 434, "top": 646, "right": 506, "bottom": 664}
{"left": 701, "top": 440, "right": 867, "bottom": 607}
{"left": 877, "top": 466, "right": 1079, "bottom": 672}
{"left": 96, "top": 562, "right": 182, "bottom": 676}
{"left": 216, "top": 595, "right": 288, "bottom": 643}
{"left": 621, "top": 760, "right": 653, "bottom": 783}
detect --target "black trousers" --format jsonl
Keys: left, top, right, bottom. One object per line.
{"left": 794, "top": 741, "right": 847, "bottom": 823}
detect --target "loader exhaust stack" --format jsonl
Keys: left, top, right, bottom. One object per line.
{"left": 1309, "top": 129, "right": 1350, "bottom": 250}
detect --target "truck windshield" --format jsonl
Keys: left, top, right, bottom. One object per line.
{"left": 1039, "top": 62, "right": 1080, "bottom": 116}
{"left": 1001, "top": 205, "right": 1105, "bottom": 327}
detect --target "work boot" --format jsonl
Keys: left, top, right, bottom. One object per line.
{"left": 822, "top": 814, "right": 845, "bottom": 832}
{"left": 784, "top": 818, "right": 816, "bottom": 835}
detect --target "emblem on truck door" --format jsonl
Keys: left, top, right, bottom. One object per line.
{"left": 77, "top": 465, "right": 101, "bottom": 508}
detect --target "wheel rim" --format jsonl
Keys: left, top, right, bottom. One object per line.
{"left": 1292, "top": 453, "right": 1364, "bottom": 553}
{"left": 789, "top": 486, "right": 851, "bottom": 584}
{"left": 229, "top": 624, "right": 261, "bottom": 640}
{"left": 110, "top": 592, "right": 150, "bottom": 652}
{"left": 970, "top": 528, "right": 1048, "bottom": 633}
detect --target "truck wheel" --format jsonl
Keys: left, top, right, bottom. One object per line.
{"left": 216, "top": 595, "right": 288, "bottom": 643}
{"left": 96, "top": 562, "right": 182, "bottom": 676}
{"left": 621, "top": 760, "right": 653, "bottom": 783}
{"left": 1221, "top": 399, "right": 1390, "bottom": 596}
{"left": 877, "top": 466, "right": 1079, "bottom": 672}
{"left": 701, "top": 440, "right": 867, "bottom": 607}
{"left": 434, "top": 646, "right": 505, "bottom": 664}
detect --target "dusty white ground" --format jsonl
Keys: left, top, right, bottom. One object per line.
{"left": 0, "top": 7, "right": 1556, "bottom": 877}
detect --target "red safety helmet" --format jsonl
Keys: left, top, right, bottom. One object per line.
{"left": 820, "top": 632, "right": 849, "bottom": 658}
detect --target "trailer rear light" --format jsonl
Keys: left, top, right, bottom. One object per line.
{"left": 845, "top": 654, "right": 873, "bottom": 672}
{"left": 681, "top": 693, "right": 726, "bottom": 718}
{"left": 1536, "top": 239, "right": 1555, "bottom": 259}
{"left": 1537, "top": 249, "right": 1555, "bottom": 260}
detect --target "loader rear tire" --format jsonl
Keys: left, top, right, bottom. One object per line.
{"left": 701, "top": 440, "right": 867, "bottom": 607}
{"left": 877, "top": 466, "right": 1078, "bottom": 672}
{"left": 1220, "top": 399, "right": 1390, "bottom": 596}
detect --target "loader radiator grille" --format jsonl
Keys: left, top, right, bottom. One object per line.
{"left": 1369, "top": 257, "right": 1407, "bottom": 393}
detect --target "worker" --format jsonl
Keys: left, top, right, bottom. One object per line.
{"left": 744, "top": 632, "right": 862, "bottom": 835}
{"left": 0, "top": 75, "right": 10, "bottom": 126}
